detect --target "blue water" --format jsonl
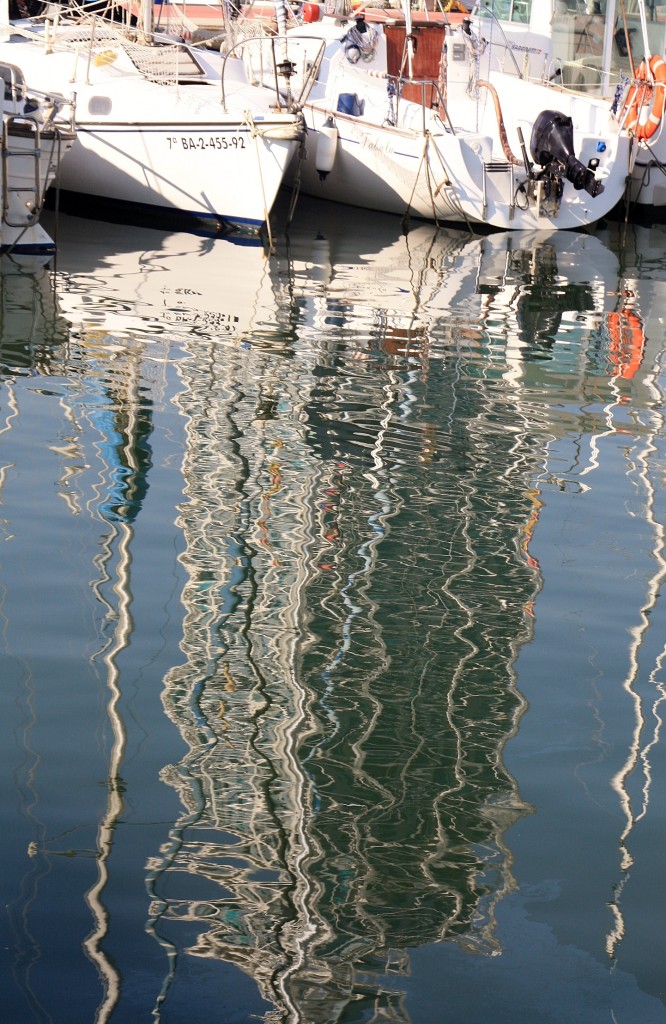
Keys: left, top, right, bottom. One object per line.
{"left": 1, "top": 201, "right": 665, "bottom": 1023}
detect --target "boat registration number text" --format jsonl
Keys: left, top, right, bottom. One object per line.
{"left": 167, "top": 136, "right": 246, "bottom": 151}
{"left": 163, "top": 311, "right": 241, "bottom": 330}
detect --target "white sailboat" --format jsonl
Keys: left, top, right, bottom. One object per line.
{"left": 279, "top": 4, "right": 631, "bottom": 230}
{"left": 1, "top": 8, "right": 76, "bottom": 258}
{"left": 0, "top": 0, "right": 324, "bottom": 234}
{"left": 468, "top": 0, "right": 666, "bottom": 215}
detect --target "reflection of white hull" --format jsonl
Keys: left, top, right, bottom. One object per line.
{"left": 288, "top": 215, "right": 617, "bottom": 314}
{"left": 0, "top": 256, "right": 63, "bottom": 347}
{"left": 50, "top": 197, "right": 638, "bottom": 390}
{"left": 284, "top": 198, "right": 649, "bottom": 384}
{"left": 51, "top": 215, "right": 276, "bottom": 340}
{"left": 1, "top": 14, "right": 306, "bottom": 231}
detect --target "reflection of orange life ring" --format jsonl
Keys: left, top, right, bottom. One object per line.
{"left": 622, "top": 54, "right": 666, "bottom": 140}
{"left": 606, "top": 308, "right": 645, "bottom": 380}
{"left": 520, "top": 488, "right": 543, "bottom": 575}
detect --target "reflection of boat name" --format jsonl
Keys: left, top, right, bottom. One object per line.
{"left": 160, "top": 287, "right": 204, "bottom": 297}
{"left": 162, "top": 310, "right": 241, "bottom": 327}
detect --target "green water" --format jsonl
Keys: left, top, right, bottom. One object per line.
{"left": 1, "top": 204, "right": 665, "bottom": 1023}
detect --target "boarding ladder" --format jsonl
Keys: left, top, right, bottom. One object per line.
{"left": 482, "top": 161, "right": 516, "bottom": 220}
{"left": 2, "top": 115, "right": 44, "bottom": 228}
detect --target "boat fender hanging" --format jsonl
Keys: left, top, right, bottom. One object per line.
{"left": 316, "top": 117, "right": 338, "bottom": 180}
{"left": 302, "top": 2, "right": 323, "bottom": 22}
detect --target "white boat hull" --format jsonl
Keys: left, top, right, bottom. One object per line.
{"left": 285, "top": 18, "right": 630, "bottom": 231}
{"left": 0, "top": 220, "right": 57, "bottom": 260}
{"left": 294, "top": 105, "right": 629, "bottom": 232}
{"left": 58, "top": 119, "right": 300, "bottom": 229}
{"left": 465, "top": 1, "right": 666, "bottom": 217}
{"left": 0, "top": 17, "right": 308, "bottom": 232}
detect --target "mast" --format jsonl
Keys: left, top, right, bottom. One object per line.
{"left": 404, "top": 0, "right": 414, "bottom": 79}
{"left": 601, "top": 0, "right": 618, "bottom": 96}
{"left": 140, "top": 0, "right": 154, "bottom": 41}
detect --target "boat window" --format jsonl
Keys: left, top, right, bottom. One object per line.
{"left": 479, "top": 0, "right": 532, "bottom": 23}
{"left": 89, "top": 95, "right": 113, "bottom": 114}
{"left": 551, "top": 1, "right": 666, "bottom": 93}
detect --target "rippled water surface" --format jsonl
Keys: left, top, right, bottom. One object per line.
{"left": 1, "top": 201, "right": 666, "bottom": 1023}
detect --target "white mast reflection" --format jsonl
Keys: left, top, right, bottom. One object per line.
{"left": 83, "top": 519, "right": 132, "bottom": 1023}
{"left": 58, "top": 346, "right": 157, "bottom": 1021}
{"left": 607, "top": 346, "right": 666, "bottom": 962}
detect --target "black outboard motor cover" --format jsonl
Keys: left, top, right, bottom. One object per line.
{"left": 530, "top": 110, "right": 604, "bottom": 198}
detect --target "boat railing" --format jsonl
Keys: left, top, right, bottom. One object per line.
{"left": 475, "top": 3, "right": 524, "bottom": 79}
{"left": 0, "top": 61, "right": 29, "bottom": 110}
{"left": 1, "top": 60, "right": 76, "bottom": 132}
{"left": 220, "top": 34, "right": 326, "bottom": 112}
{"left": 19, "top": 4, "right": 212, "bottom": 87}
{"left": 387, "top": 76, "right": 457, "bottom": 135}
{"left": 23, "top": 2, "right": 322, "bottom": 105}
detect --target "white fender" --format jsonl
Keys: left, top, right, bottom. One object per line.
{"left": 316, "top": 119, "right": 338, "bottom": 180}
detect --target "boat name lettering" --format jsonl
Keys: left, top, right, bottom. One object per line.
{"left": 361, "top": 135, "right": 393, "bottom": 157}
{"left": 509, "top": 44, "right": 543, "bottom": 54}
{"left": 167, "top": 136, "right": 247, "bottom": 151}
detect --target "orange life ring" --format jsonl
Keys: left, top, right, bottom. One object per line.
{"left": 622, "top": 54, "right": 666, "bottom": 140}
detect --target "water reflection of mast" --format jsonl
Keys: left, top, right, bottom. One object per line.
{"left": 289, "top": 230, "right": 612, "bottom": 1008}
{"left": 292, "top": 254, "right": 542, "bottom": 981}
{"left": 83, "top": 521, "right": 130, "bottom": 1023}
{"left": 296, "top": 233, "right": 539, "bottom": 992}
{"left": 607, "top": 348, "right": 666, "bottom": 962}
{"left": 78, "top": 353, "right": 154, "bottom": 1021}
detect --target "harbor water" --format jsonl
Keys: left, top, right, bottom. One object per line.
{"left": 1, "top": 199, "right": 666, "bottom": 1023}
